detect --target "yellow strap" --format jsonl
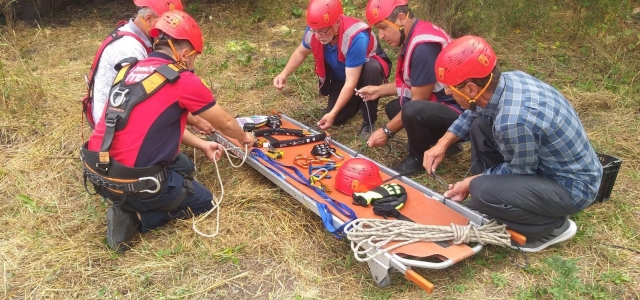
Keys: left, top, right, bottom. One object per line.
{"left": 140, "top": 72, "right": 168, "bottom": 94}
{"left": 112, "top": 63, "right": 183, "bottom": 96}
{"left": 200, "top": 78, "right": 211, "bottom": 89}
{"left": 140, "top": 63, "right": 183, "bottom": 94}
{"left": 112, "top": 64, "right": 131, "bottom": 86}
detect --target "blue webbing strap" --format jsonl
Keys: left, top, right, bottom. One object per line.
{"left": 250, "top": 148, "right": 356, "bottom": 238}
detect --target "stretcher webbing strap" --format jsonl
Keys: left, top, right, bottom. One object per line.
{"left": 344, "top": 219, "right": 512, "bottom": 262}
{"left": 251, "top": 148, "right": 356, "bottom": 238}
{"left": 253, "top": 128, "right": 307, "bottom": 137}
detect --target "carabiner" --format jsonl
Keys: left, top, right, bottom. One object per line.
{"left": 109, "top": 88, "right": 129, "bottom": 107}
{"left": 138, "top": 176, "right": 161, "bottom": 193}
{"left": 310, "top": 168, "right": 329, "bottom": 181}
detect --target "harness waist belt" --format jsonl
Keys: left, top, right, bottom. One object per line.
{"left": 81, "top": 146, "right": 167, "bottom": 194}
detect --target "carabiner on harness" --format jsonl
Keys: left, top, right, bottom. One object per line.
{"left": 138, "top": 176, "right": 161, "bottom": 193}
{"left": 109, "top": 88, "right": 130, "bottom": 107}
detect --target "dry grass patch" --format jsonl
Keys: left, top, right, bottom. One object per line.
{"left": 0, "top": 1, "right": 639, "bottom": 299}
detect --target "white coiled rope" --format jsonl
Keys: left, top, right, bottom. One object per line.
{"left": 191, "top": 142, "right": 250, "bottom": 238}
{"left": 344, "top": 219, "right": 512, "bottom": 262}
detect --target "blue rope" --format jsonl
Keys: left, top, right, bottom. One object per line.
{"left": 250, "top": 148, "right": 356, "bottom": 238}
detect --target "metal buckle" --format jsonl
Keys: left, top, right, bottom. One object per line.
{"left": 138, "top": 176, "right": 161, "bottom": 193}
{"left": 109, "top": 88, "right": 129, "bottom": 107}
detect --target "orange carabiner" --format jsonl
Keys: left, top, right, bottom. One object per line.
{"left": 294, "top": 154, "right": 316, "bottom": 168}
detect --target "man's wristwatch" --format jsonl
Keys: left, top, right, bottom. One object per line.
{"left": 381, "top": 124, "right": 395, "bottom": 139}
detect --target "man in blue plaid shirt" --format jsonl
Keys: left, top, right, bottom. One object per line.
{"left": 425, "top": 36, "right": 603, "bottom": 252}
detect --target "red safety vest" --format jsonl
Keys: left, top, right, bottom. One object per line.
{"left": 81, "top": 21, "right": 152, "bottom": 129}
{"left": 304, "top": 15, "right": 390, "bottom": 90}
{"left": 396, "top": 20, "right": 452, "bottom": 103}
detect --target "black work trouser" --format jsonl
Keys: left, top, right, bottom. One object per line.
{"left": 467, "top": 117, "right": 580, "bottom": 241}
{"left": 385, "top": 100, "right": 460, "bottom": 159}
{"left": 325, "top": 59, "right": 385, "bottom": 126}
{"left": 104, "top": 152, "right": 213, "bottom": 233}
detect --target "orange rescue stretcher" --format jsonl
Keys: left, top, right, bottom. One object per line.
{"left": 209, "top": 113, "right": 525, "bottom": 293}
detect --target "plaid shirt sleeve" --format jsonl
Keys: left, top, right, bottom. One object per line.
{"left": 483, "top": 122, "right": 539, "bottom": 175}
{"left": 448, "top": 109, "right": 479, "bottom": 141}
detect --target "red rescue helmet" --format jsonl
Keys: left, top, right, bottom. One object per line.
{"left": 150, "top": 10, "right": 204, "bottom": 53}
{"left": 134, "top": 0, "right": 183, "bottom": 15}
{"left": 306, "top": 0, "right": 343, "bottom": 29}
{"left": 365, "top": 0, "right": 407, "bottom": 26}
{"left": 334, "top": 158, "right": 383, "bottom": 196}
{"left": 435, "top": 35, "right": 497, "bottom": 86}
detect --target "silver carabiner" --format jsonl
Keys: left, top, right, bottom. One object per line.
{"left": 109, "top": 88, "right": 129, "bottom": 107}
{"left": 138, "top": 176, "right": 161, "bottom": 193}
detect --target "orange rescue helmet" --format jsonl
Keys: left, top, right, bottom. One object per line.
{"left": 334, "top": 158, "right": 383, "bottom": 196}
{"left": 434, "top": 35, "right": 497, "bottom": 86}
{"left": 365, "top": 0, "right": 407, "bottom": 26}
{"left": 134, "top": 0, "right": 183, "bottom": 15}
{"left": 150, "top": 10, "right": 204, "bottom": 53}
{"left": 306, "top": 0, "right": 343, "bottom": 29}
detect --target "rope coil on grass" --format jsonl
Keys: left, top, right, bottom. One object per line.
{"left": 344, "top": 219, "right": 512, "bottom": 262}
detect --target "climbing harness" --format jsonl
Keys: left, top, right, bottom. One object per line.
{"left": 82, "top": 21, "right": 152, "bottom": 130}
{"left": 82, "top": 58, "right": 193, "bottom": 211}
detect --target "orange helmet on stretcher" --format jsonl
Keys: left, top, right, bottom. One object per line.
{"left": 335, "top": 158, "right": 383, "bottom": 196}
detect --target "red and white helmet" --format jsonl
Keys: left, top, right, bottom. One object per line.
{"left": 306, "top": 0, "right": 343, "bottom": 29}
{"left": 365, "top": 0, "right": 407, "bottom": 26}
{"left": 334, "top": 158, "right": 383, "bottom": 196}
{"left": 134, "top": 0, "right": 183, "bottom": 15}
{"left": 434, "top": 35, "right": 497, "bottom": 86}
{"left": 150, "top": 10, "right": 204, "bottom": 53}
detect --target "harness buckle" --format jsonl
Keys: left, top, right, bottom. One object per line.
{"left": 109, "top": 87, "right": 130, "bottom": 107}
{"left": 138, "top": 176, "right": 161, "bottom": 193}
{"left": 104, "top": 114, "right": 118, "bottom": 128}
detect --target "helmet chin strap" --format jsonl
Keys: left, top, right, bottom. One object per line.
{"left": 138, "top": 15, "right": 152, "bottom": 34}
{"left": 167, "top": 39, "right": 194, "bottom": 70}
{"left": 382, "top": 19, "right": 405, "bottom": 46}
{"left": 450, "top": 73, "right": 494, "bottom": 111}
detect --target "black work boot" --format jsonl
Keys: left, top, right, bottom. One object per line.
{"left": 445, "top": 142, "right": 464, "bottom": 156}
{"left": 106, "top": 206, "right": 139, "bottom": 253}
{"left": 392, "top": 155, "right": 424, "bottom": 176}
{"left": 359, "top": 121, "right": 374, "bottom": 138}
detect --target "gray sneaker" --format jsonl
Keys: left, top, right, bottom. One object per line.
{"left": 106, "top": 206, "right": 139, "bottom": 253}
{"left": 510, "top": 219, "right": 577, "bottom": 253}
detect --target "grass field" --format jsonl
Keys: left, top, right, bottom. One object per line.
{"left": 1, "top": 0, "right": 639, "bottom": 299}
